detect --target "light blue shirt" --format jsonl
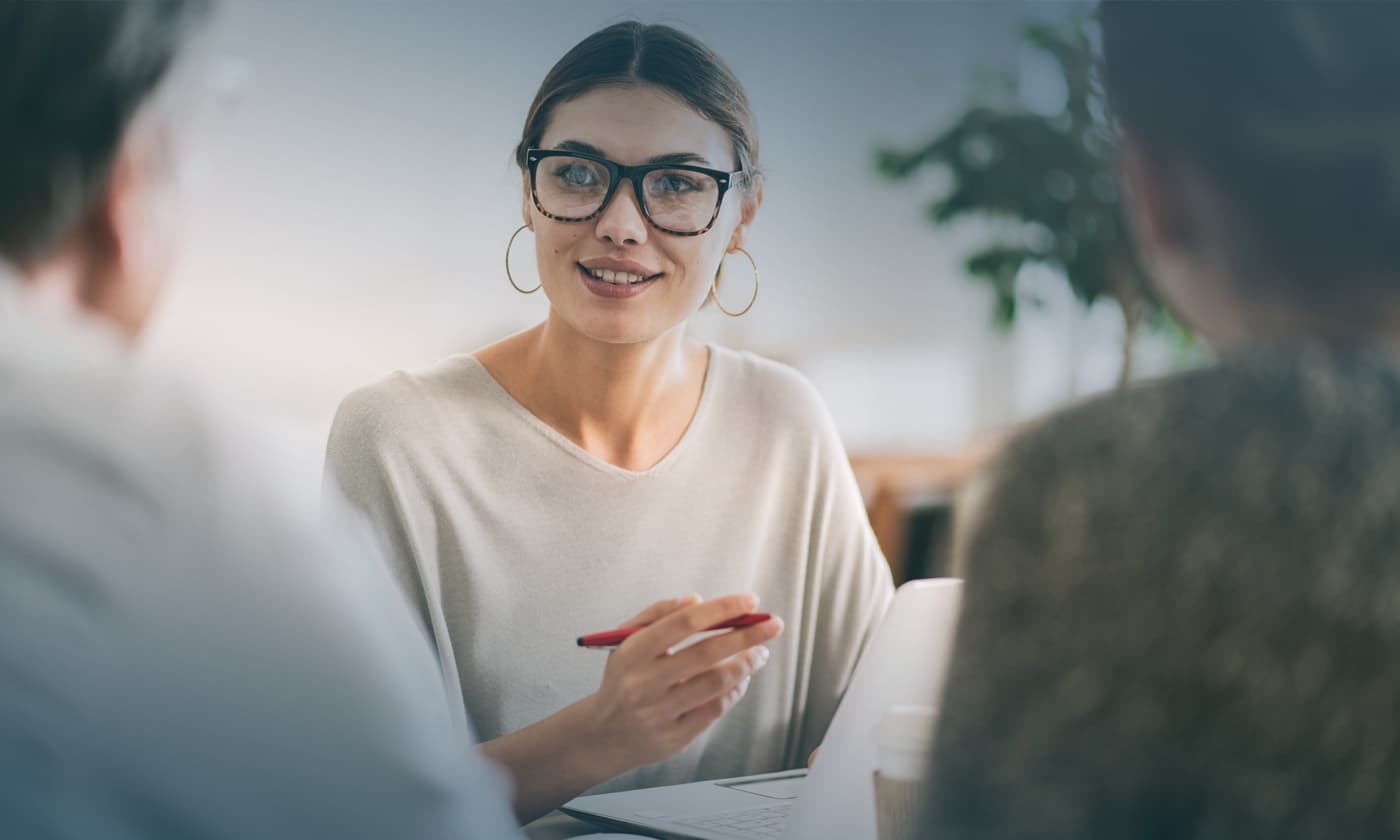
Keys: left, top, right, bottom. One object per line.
{"left": 0, "top": 267, "right": 521, "bottom": 839}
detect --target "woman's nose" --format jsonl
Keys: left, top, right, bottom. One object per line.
{"left": 595, "top": 180, "right": 649, "bottom": 246}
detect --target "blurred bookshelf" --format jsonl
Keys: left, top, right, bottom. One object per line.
{"left": 850, "top": 439, "right": 1000, "bottom": 583}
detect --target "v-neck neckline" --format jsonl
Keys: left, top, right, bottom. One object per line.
{"left": 463, "top": 344, "right": 721, "bottom": 479}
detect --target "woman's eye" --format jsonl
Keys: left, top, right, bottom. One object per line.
{"left": 654, "top": 173, "right": 701, "bottom": 193}
{"left": 556, "top": 164, "right": 598, "bottom": 187}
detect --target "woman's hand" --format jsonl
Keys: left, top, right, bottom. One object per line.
{"left": 582, "top": 593, "right": 784, "bottom": 772}
{"left": 480, "top": 593, "right": 782, "bottom": 824}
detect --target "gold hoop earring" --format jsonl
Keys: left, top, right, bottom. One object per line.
{"left": 711, "top": 247, "right": 759, "bottom": 317}
{"left": 505, "top": 224, "right": 540, "bottom": 294}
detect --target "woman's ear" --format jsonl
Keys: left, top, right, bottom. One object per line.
{"left": 728, "top": 184, "right": 763, "bottom": 253}
{"left": 520, "top": 178, "right": 534, "bottom": 230}
{"left": 1118, "top": 137, "right": 1192, "bottom": 259}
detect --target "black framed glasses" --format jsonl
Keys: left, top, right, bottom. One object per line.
{"left": 526, "top": 147, "right": 746, "bottom": 236}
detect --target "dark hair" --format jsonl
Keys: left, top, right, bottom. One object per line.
{"left": 0, "top": 0, "right": 210, "bottom": 268}
{"left": 515, "top": 21, "right": 761, "bottom": 196}
{"left": 1100, "top": 1, "right": 1400, "bottom": 287}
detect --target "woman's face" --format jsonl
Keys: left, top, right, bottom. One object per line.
{"left": 524, "top": 84, "right": 757, "bottom": 345}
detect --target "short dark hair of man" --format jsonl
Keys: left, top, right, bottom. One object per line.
{"left": 0, "top": 0, "right": 210, "bottom": 268}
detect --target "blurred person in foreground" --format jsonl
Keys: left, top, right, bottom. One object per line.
{"left": 0, "top": 3, "right": 520, "bottom": 837}
{"left": 925, "top": 2, "right": 1400, "bottom": 838}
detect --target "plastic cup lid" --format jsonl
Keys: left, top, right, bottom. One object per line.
{"left": 874, "top": 704, "right": 939, "bottom": 749}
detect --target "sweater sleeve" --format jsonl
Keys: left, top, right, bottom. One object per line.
{"left": 323, "top": 375, "right": 489, "bottom": 745}
{"left": 323, "top": 379, "right": 436, "bottom": 628}
{"left": 788, "top": 379, "right": 896, "bottom": 762}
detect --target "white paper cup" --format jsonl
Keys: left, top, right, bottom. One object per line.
{"left": 872, "top": 705, "right": 938, "bottom": 840}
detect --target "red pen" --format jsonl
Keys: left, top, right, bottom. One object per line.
{"left": 577, "top": 612, "right": 773, "bottom": 648}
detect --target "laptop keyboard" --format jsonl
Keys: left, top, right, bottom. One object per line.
{"left": 672, "top": 802, "right": 794, "bottom": 839}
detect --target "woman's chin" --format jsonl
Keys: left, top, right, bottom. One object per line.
{"left": 567, "top": 312, "right": 680, "bottom": 347}
{"left": 544, "top": 288, "right": 699, "bottom": 347}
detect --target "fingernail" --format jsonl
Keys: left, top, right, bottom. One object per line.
{"left": 755, "top": 646, "right": 771, "bottom": 668}
{"left": 739, "top": 675, "right": 752, "bottom": 694}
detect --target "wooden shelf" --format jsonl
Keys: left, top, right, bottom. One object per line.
{"left": 850, "top": 438, "right": 1003, "bottom": 582}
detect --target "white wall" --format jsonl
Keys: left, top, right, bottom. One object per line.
{"left": 144, "top": 1, "right": 1152, "bottom": 475}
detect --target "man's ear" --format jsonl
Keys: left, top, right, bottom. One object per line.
{"left": 77, "top": 126, "right": 172, "bottom": 340}
{"left": 73, "top": 142, "right": 134, "bottom": 315}
{"left": 728, "top": 184, "right": 763, "bottom": 253}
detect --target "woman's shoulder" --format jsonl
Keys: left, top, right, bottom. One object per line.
{"left": 710, "top": 345, "right": 829, "bottom": 418}
{"left": 329, "top": 354, "right": 497, "bottom": 449}
{"left": 982, "top": 349, "right": 1400, "bottom": 534}
{"left": 706, "top": 345, "right": 844, "bottom": 451}
{"left": 1011, "top": 348, "right": 1400, "bottom": 469}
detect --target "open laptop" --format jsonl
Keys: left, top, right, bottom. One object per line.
{"left": 561, "top": 578, "right": 963, "bottom": 840}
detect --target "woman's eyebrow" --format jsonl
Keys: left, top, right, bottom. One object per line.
{"left": 552, "top": 139, "right": 607, "bottom": 157}
{"left": 644, "top": 151, "right": 713, "bottom": 167}
{"left": 552, "top": 139, "right": 714, "bottom": 168}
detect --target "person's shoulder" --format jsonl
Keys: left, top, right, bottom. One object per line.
{"left": 0, "top": 323, "right": 322, "bottom": 571}
{"left": 1010, "top": 348, "right": 1400, "bottom": 471}
{"left": 330, "top": 354, "right": 488, "bottom": 447}
{"left": 0, "top": 302, "right": 199, "bottom": 461}
{"left": 711, "top": 345, "right": 831, "bottom": 426}
{"left": 977, "top": 349, "right": 1400, "bottom": 543}
{"left": 0, "top": 321, "right": 227, "bottom": 507}
{"left": 984, "top": 362, "right": 1229, "bottom": 499}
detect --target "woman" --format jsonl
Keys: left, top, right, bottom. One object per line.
{"left": 326, "top": 21, "right": 893, "bottom": 823}
{"left": 924, "top": 2, "right": 1400, "bottom": 837}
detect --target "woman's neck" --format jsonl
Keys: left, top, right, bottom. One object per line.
{"left": 479, "top": 314, "right": 710, "bottom": 471}
{"left": 1207, "top": 297, "right": 1400, "bottom": 359}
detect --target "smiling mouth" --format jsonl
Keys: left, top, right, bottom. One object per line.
{"left": 580, "top": 264, "right": 662, "bottom": 285}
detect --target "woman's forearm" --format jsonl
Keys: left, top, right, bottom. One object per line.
{"left": 479, "top": 694, "right": 627, "bottom": 825}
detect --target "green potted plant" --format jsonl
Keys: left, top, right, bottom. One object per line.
{"left": 876, "top": 15, "right": 1183, "bottom": 385}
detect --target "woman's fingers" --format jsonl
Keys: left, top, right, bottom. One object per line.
{"left": 615, "top": 593, "right": 702, "bottom": 630}
{"left": 655, "top": 616, "right": 783, "bottom": 685}
{"left": 622, "top": 593, "right": 760, "bottom": 660}
{"left": 663, "top": 644, "right": 770, "bottom": 716}
{"left": 589, "top": 595, "right": 775, "bottom": 770}
{"left": 672, "top": 677, "right": 753, "bottom": 744}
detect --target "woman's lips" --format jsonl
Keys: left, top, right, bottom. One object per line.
{"left": 577, "top": 263, "right": 660, "bottom": 299}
